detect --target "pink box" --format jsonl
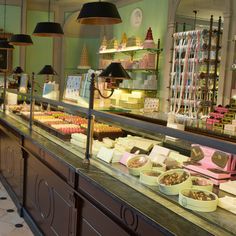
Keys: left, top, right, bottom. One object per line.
{"left": 119, "top": 152, "right": 135, "bottom": 166}
{"left": 184, "top": 145, "right": 236, "bottom": 180}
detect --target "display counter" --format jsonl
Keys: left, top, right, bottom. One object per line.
{"left": 0, "top": 95, "right": 236, "bottom": 236}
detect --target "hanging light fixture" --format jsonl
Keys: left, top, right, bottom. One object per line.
{"left": 77, "top": 1, "right": 122, "bottom": 25}
{"left": 9, "top": 0, "right": 33, "bottom": 46}
{"left": 33, "top": 0, "right": 64, "bottom": 37}
{"left": 0, "top": 0, "right": 14, "bottom": 50}
{"left": 9, "top": 34, "right": 33, "bottom": 46}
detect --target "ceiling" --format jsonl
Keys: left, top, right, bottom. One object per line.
{"left": 28, "top": 0, "right": 118, "bottom": 4}
{"left": 176, "top": 0, "right": 226, "bottom": 20}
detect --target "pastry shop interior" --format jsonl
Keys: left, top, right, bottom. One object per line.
{"left": 0, "top": 0, "right": 236, "bottom": 235}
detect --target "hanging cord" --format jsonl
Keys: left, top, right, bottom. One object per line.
{"left": 20, "top": 0, "right": 23, "bottom": 33}
{"left": 48, "top": 0, "right": 51, "bottom": 22}
{"left": 3, "top": 0, "right": 6, "bottom": 36}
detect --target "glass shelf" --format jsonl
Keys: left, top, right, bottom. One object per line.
{"left": 98, "top": 47, "right": 162, "bottom": 55}
{"left": 118, "top": 87, "right": 157, "bottom": 91}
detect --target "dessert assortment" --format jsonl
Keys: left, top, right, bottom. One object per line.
{"left": 7, "top": 104, "right": 236, "bottom": 215}
{"left": 99, "top": 27, "right": 158, "bottom": 71}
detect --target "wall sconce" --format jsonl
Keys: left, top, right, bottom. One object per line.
{"left": 38, "top": 65, "right": 57, "bottom": 82}
{"left": 84, "top": 62, "right": 130, "bottom": 164}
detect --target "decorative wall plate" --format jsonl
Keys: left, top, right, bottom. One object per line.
{"left": 130, "top": 8, "right": 143, "bottom": 28}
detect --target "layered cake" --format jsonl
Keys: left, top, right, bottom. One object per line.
{"left": 126, "top": 36, "right": 142, "bottom": 48}
{"left": 143, "top": 27, "right": 156, "bottom": 49}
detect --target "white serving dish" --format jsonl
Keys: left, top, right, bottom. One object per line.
{"left": 151, "top": 162, "right": 166, "bottom": 172}
{"left": 127, "top": 155, "right": 152, "bottom": 176}
{"left": 157, "top": 169, "right": 192, "bottom": 195}
{"left": 140, "top": 170, "right": 162, "bottom": 186}
{"left": 179, "top": 189, "right": 218, "bottom": 212}
{"left": 191, "top": 176, "right": 213, "bottom": 192}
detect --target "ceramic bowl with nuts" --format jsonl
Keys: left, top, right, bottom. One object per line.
{"left": 140, "top": 170, "right": 162, "bottom": 186}
{"left": 191, "top": 176, "right": 213, "bottom": 192}
{"left": 157, "top": 169, "right": 192, "bottom": 195}
{"left": 179, "top": 189, "right": 218, "bottom": 212}
{"left": 127, "top": 155, "right": 152, "bottom": 176}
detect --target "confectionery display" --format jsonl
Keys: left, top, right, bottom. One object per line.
{"left": 81, "top": 123, "right": 124, "bottom": 140}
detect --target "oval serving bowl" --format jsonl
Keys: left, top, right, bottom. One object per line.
{"left": 140, "top": 170, "right": 162, "bottom": 186}
{"left": 191, "top": 176, "right": 213, "bottom": 192}
{"left": 127, "top": 155, "right": 152, "bottom": 176}
{"left": 179, "top": 188, "right": 218, "bottom": 212}
{"left": 157, "top": 169, "right": 192, "bottom": 195}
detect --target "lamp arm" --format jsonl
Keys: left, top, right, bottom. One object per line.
{"left": 94, "top": 87, "right": 114, "bottom": 99}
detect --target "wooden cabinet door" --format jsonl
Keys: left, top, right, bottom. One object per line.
{"left": 25, "top": 153, "right": 77, "bottom": 236}
{"left": 77, "top": 194, "right": 130, "bottom": 236}
{"left": 0, "top": 130, "right": 23, "bottom": 204}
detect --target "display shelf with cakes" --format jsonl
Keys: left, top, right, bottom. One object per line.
{"left": 99, "top": 28, "right": 162, "bottom": 77}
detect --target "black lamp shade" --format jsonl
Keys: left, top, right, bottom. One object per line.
{"left": 33, "top": 22, "right": 64, "bottom": 37}
{"left": 0, "top": 39, "right": 14, "bottom": 50}
{"left": 77, "top": 2, "right": 122, "bottom": 25}
{"left": 99, "top": 62, "right": 130, "bottom": 79}
{"left": 13, "top": 66, "right": 24, "bottom": 74}
{"left": 38, "top": 65, "right": 57, "bottom": 75}
{"left": 9, "top": 34, "right": 33, "bottom": 46}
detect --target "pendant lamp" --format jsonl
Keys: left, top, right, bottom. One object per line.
{"left": 77, "top": 1, "right": 122, "bottom": 25}
{"left": 9, "top": 0, "right": 33, "bottom": 46}
{"left": 0, "top": 0, "right": 14, "bottom": 50}
{"left": 33, "top": 0, "right": 64, "bottom": 37}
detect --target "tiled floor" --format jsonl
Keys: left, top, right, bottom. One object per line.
{"left": 0, "top": 182, "right": 34, "bottom": 236}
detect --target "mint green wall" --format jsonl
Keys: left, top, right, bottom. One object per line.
{"left": 64, "top": 12, "right": 100, "bottom": 75}
{"left": 0, "top": 5, "right": 21, "bottom": 69}
{"left": 26, "top": 10, "right": 53, "bottom": 75}
{"left": 113, "top": 0, "right": 169, "bottom": 96}
{"left": 64, "top": 37, "right": 100, "bottom": 74}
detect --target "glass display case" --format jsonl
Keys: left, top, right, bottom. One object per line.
{"left": 1, "top": 83, "right": 236, "bottom": 235}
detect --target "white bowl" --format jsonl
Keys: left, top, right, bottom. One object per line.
{"left": 151, "top": 162, "right": 166, "bottom": 172}
{"left": 191, "top": 177, "right": 213, "bottom": 192}
{"left": 179, "top": 188, "right": 218, "bottom": 212}
{"left": 140, "top": 170, "right": 162, "bottom": 186}
{"left": 127, "top": 155, "right": 152, "bottom": 176}
{"left": 157, "top": 169, "right": 192, "bottom": 195}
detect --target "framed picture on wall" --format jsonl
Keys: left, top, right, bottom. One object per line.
{"left": 0, "top": 32, "right": 13, "bottom": 73}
